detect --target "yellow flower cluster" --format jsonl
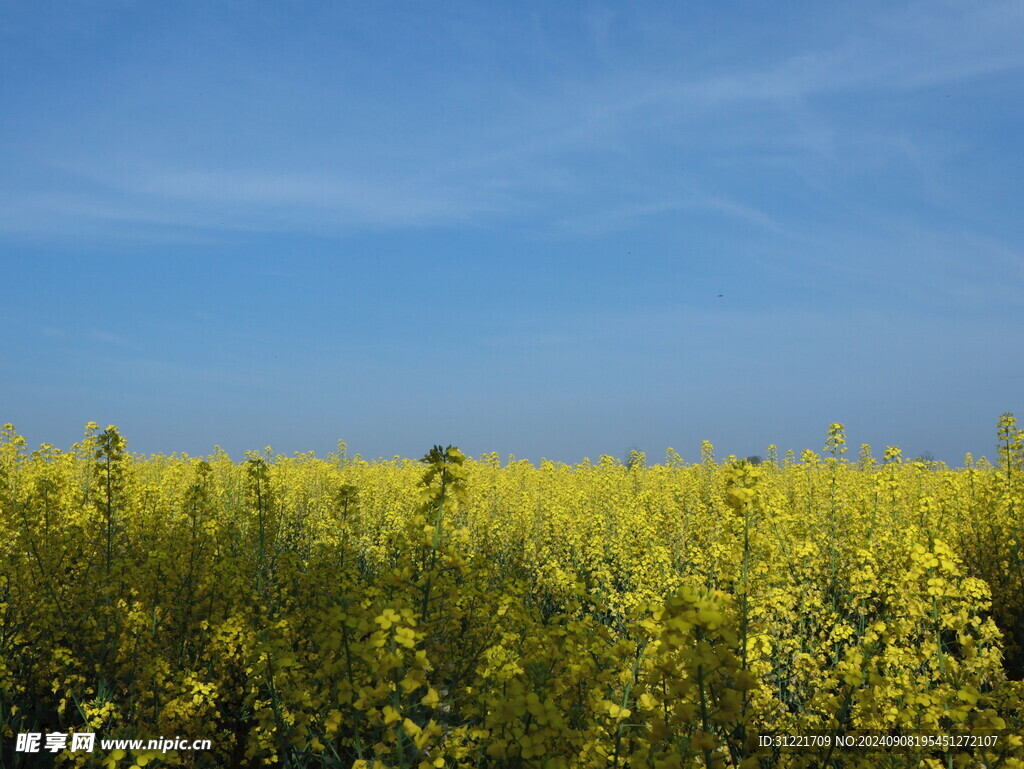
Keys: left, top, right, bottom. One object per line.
{"left": 0, "top": 422, "right": 1021, "bottom": 768}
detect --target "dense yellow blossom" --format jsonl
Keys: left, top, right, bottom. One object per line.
{"left": 0, "top": 422, "right": 1021, "bottom": 768}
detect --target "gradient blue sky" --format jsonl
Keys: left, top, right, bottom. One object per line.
{"left": 2, "top": 1, "right": 1022, "bottom": 465}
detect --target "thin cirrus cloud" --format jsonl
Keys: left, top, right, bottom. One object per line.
{"left": 1, "top": 2, "right": 1020, "bottom": 245}
{"left": 0, "top": 168, "right": 500, "bottom": 237}
{"left": 118, "top": 169, "right": 497, "bottom": 229}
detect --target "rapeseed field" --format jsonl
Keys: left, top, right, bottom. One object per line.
{"left": 0, "top": 420, "right": 1022, "bottom": 768}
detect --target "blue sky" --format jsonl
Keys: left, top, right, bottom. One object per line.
{"left": 2, "top": 1, "right": 1022, "bottom": 465}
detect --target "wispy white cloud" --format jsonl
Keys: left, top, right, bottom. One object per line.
{"left": 1, "top": 1, "right": 1021, "bottom": 243}
{"left": 551, "top": 193, "right": 783, "bottom": 239}
{"left": 0, "top": 167, "right": 502, "bottom": 239}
